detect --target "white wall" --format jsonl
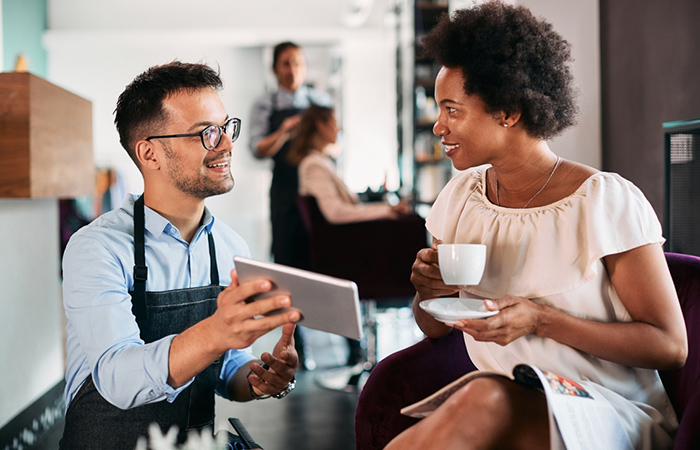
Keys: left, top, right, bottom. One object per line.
{"left": 0, "top": 199, "right": 65, "bottom": 427}
{"left": 520, "top": 0, "right": 601, "bottom": 168}
{"left": 341, "top": 30, "right": 400, "bottom": 192}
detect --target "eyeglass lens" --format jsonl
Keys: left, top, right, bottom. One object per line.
{"left": 202, "top": 118, "right": 240, "bottom": 150}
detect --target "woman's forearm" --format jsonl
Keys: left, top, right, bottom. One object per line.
{"left": 536, "top": 307, "right": 686, "bottom": 370}
{"left": 413, "top": 293, "right": 452, "bottom": 339}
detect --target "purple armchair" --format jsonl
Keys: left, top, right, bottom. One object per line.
{"left": 355, "top": 252, "right": 700, "bottom": 450}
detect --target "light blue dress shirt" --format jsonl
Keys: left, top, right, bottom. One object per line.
{"left": 62, "top": 195, "right": 256, "bottom": 410}
{"left": 248, "top": 85, "right": 333, "bottom": 157}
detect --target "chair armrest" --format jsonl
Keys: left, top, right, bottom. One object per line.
{"left": 674, "top": 389, "right": 700, "bottom": 449}
{"left": 355, "top": 329, "right": 477, "bottom": 450}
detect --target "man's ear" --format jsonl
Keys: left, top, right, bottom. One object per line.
{"left": 134, "top": 140, "right": 160, "bottom": 170}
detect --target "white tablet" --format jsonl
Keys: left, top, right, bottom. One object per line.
{"left": 233, "top": 256, "right": 363, "bottom": 340}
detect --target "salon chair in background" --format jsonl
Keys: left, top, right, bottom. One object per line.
{"left": 296, "top": 195, "right": 428, "bottom": 390}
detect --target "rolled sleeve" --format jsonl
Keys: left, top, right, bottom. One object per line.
{"left": 93, "top": 335, "right": 194, "bottom": 408}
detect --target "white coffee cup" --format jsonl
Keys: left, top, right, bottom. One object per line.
{"left": 437, "top": 244, "right": 486, "bottom": 286}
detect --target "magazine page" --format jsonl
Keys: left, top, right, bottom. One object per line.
{"left": 521, "top": 365, "right": 634, "bottom": 450}
{"left": 400, "top": 371, "right": 500, "bottom": 418}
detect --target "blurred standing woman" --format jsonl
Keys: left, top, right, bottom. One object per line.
{"left": 390, "top": 1, "right": 687, "bottom": 449}
{"left": 249, "top": 42, "right": 331, "bottom": 370}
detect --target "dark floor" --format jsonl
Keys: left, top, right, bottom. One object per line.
{"left": 33, "top": 306, "right": 421, "bottom": 450}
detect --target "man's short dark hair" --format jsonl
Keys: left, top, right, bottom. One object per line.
{"left": 422, "top": 0, "right": 579, "bottom": 140}
{"left": 114, "top": 61, "right": 223, "bottom": 166}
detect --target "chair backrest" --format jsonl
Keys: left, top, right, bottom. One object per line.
{"left": 296, "top": 194, "right": 427, "bottom": 300}
{"left": 296, "top": 195, "right": 329, "bottom": 233}
{"left": 660, "top": 252, "right": 700, "bottom": 418}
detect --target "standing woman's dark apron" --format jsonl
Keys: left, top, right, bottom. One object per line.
{"left": 268, "top": 91, "right": 311, "bottom": 270}
{"left": 60, "top": 195, "right": 224, "bottom": 448}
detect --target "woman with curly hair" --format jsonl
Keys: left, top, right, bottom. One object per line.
{"left": 389, "top": 1, "right": 686, "bottom": 449}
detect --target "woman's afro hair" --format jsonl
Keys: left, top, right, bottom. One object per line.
{"left": 422, "top": 0, "right": 579, "bottom": 140}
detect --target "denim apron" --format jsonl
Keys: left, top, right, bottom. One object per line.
{"left": 269, "top": 91, "right": 311, "bottom": 270}
{"left": 60, "top": 195, "right": 224, "bottom": 448}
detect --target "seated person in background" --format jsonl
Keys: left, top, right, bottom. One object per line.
{"left": 289, "top": 104, "right": 410, "bottom": 224}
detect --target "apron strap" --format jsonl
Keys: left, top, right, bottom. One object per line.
{"left": 132, "top": 195, "right": 148, "bottom": 321}
{"left": 131, "top": 195, "right": 220, "bottom": 322}
{"left": 207, "top": 232, "right": 219, "bottom": 286}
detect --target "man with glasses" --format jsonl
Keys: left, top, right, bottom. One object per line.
{"left": 60, "top": 61, "right": 299, "bottom": 448}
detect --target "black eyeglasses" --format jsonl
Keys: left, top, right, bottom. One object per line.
{"left": 146, "top": 117, "right": 241, "bottom": 151}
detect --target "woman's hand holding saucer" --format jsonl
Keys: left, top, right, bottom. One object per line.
{"left": 454, "top": 295, "right": 547, "bottom": 346}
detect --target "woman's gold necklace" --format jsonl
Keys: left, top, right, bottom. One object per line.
{"left": 495, "top": 155, "right": 562, "bottom": 208}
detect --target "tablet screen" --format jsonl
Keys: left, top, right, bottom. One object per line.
{"left": 233, "top": 256, "right": 363, "bottom": 340}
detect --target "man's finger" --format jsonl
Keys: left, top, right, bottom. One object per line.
{"left": 241, "top": 309, "right": 301, "bottom": 333}
{"left": 230, "top": 269, "right": 240, "bottom": 287}
{"left": 220, "top": 278, "right": 272, "bottom": 305}
{"left": 244, "top": 295, "right": 292, "bottom": 318}
{"left": 280, "top": 323, "right": 296, "bottom": 346}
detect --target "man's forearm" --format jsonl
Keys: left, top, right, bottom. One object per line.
{"left": 167, "top": 316, "right": 223, "bottom": 388}
{"left": 255, "top": 128, "right": 288, "bottom": 158}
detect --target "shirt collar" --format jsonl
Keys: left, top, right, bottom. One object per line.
{"left": 278, "top": 85, "right": 308, "bottom": 101}
{"left": 124, "top": 194, "right": 215, "bottom": 241}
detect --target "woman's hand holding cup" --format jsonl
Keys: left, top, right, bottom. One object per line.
{"left": 411, "top": 240, "right": 460, "bottom": 301}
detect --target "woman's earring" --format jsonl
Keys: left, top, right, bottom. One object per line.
{"left": 503, "top": 124, "right": 508, "bottom": 128}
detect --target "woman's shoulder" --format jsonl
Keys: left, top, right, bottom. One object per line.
{"left": 569, "top": 169, "right": 649, "bottom": 203}
{"left": 443, "top": 165, "right": 486, "bottom": 191}
{"left": 300, "top": 151, "right": 327, "bottom": 165}
{"left": 299, "top": 152, "right": 333, "bottom": 173}
{"left": 546, "top": 160, "right": 646, "bottom": 207}
{"left": 427, "top": 167, "right": 485, "bottom": 225}
{"left": 431, "top": 166, "right": 486, "bottom": 205}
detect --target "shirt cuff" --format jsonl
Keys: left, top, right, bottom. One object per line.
{"left": 150, "top": 335, "right": 195, "bottom": 403}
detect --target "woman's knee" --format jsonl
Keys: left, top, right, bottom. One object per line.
{"left": 440, "top": 376, "right": 513, "bottom": 419}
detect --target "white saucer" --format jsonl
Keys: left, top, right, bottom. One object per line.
{"left": 419, "top": 297, "right": 499, "bottom": 323}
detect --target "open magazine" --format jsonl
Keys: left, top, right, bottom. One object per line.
{"left": 401, "top": 364, "right": 634, "bottom": 450}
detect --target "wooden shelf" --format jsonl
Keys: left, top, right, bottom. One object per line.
{"left": 0, "top": 72, "right": 94, "bottom": 198}
{"left": 412, "top": 1, "right": 449, "bottom": 207}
